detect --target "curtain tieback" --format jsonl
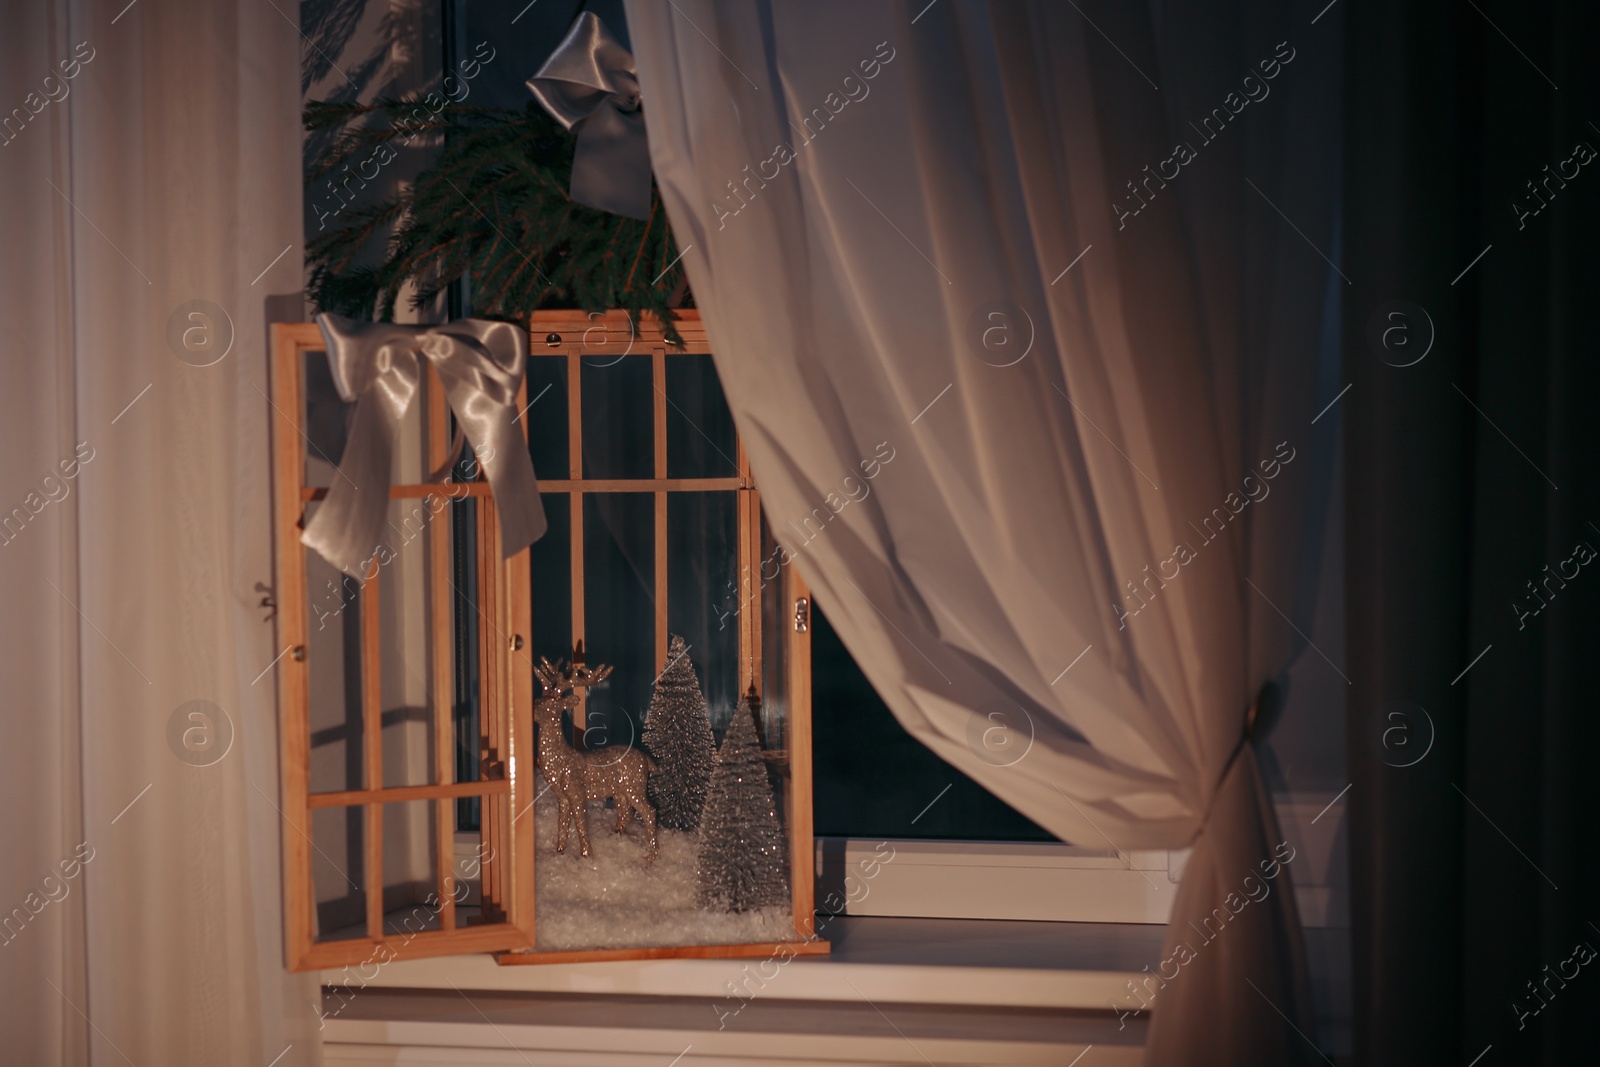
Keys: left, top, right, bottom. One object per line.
{"left": 300, "top": 312, "right": 547, "bottom": 577}
{"left": 1198, "top": 680, "right": 1284, "bottom": 830}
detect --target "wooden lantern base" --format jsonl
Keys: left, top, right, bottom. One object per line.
{"left": 494, "top": 938, "right": 832, "bottom": 966}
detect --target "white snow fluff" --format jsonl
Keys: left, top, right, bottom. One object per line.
{"left": 533, "top": 772, "right": 793, "bottom": 950}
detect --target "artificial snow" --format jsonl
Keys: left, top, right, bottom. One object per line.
{"left": 533, "top": 772, "right": 793, "bottom": 950}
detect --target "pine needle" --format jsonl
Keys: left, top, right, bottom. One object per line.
{"left": 303, "top": 98, "right": 688, "bottom": 344}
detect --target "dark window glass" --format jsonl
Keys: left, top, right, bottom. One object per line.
{"left": 667, "top": 492, "right": 741, "bottom": 728}
{"left": 452, "top": 496, "right": 482, "bottom": 829}
{"left": 524, "top": 356, "right": 568, "bottom": 479}
{"left": 666, "top": 354, "right": 739, "bottom": 479}
{"left": 580, "top": 357, "right": 653, "bottom": 479}
{"left": 810, "top": 602, "right": 1056, "bottom": 841}
{"left": 582, "top": 493, "right": 655, "bottom": 750}
{"left": 528, "top": 492, "right": 572, "bottom": 666}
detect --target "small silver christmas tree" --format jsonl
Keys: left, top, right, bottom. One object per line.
{"left": 696, "top": 685, "right": 789, "bottom": 912}
{"left": 641, "top": 635, "right": 716, "bottom": 831}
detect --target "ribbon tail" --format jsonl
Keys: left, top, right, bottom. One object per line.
{"left": 300, "top": 382, "right": 404, "bottom": 578}
{"left": 433, "top": 324, "right": 547, "bottom": 557}
{"left": 482, "top": 416, "right": 547, "bottom": 556}
{"left": 299, "top": 313, "right": 543, "bottom": 576}
{"left": 300, "top": 313, "right": 418, "bottom": 578}
{"left": 571, "top": 106, "right": 652, "bottom": 220}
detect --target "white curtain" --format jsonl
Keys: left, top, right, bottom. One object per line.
{"left": 0, "top": 2, "right": 321, "bottom": 1064}
{"left": 626, "top": 0, "right": 1339, "bottom": 1061}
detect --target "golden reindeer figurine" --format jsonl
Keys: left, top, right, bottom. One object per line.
{"left": 533, "top": 655, "right": 659, "bottom": 861}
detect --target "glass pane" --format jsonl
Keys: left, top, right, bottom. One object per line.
{"left": 305, "top": 501, "right": 364, "bottom": 794}
{"left": 381, "top": 499, "right": 446, "bottom": 788}
{"left": 534, "top": 487, "right": 793, "bottom": 951}
{"left": 809, "top": 601, "right": 1057, "bottom": 841}
{"left": 667, "top": 492, "right": 740, "bottom": 732}
{"left": 311, "top": 806, "right": 367, "bottom": 942}
{"left": 476, "top": 791, "right": 513, "bottom": 924}
{"left": 532, "top": 695, "right": 795, "bottom": 951}
{"left": 529, "top": 493, "right": 572, "bottom": 671}
{"left": 451, "top": 496, "right": 482, "bottom": 830}
{"left": 580, "top": 356, "right": 653, "bottom": 479}
{"left": 582, "top": 493, "right": 653, "bottom": 753}
{"left": 760, "top": 511, "right": 788, "bottom": 749}
{"left": 524, "top": 354, "right": 568, "bottom": 480}
{"left": 445, "top": 810, "right": 492, "bottom": 923}
{"left": 302, "top": 350, "right": 349, "bottom": 490}
{"left": 380, "top": 801, "right": 441, "bottom": 937}
{"left": 665, "top": 354, "right": 738, "bottom": 479}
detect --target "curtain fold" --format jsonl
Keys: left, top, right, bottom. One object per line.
{"left": 626, "top": 0, "right": 1339, "bottom": 1061}
{"left": 0, "top": 1, "right": 320, "bottom": 1063}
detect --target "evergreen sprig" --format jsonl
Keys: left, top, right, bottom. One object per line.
{"left": 303, "top": 98, "right": 687, "bottom": 344}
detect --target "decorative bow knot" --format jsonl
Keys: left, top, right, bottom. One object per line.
{"left": 527, "top": 11, "right": 652, "bottom": 220}
{"left": 302, "top": 312, "right": 546, "bottom": 577}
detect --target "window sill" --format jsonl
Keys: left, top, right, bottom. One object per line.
{"left": 319, "top": 796, "right": 1348, "bottom": 1061}
{"left": 326, "top": 915, "right": 1165, "bottom": 1011}
{"left": 323, "top": 993, "right": 1140, "bottom": 1065}
{"left": 322, "top": 917, "right": 1160, "bottom": 1065}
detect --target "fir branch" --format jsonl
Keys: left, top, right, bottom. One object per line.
{"left": 304, "top": 98, "right": 689, "bottom": 342}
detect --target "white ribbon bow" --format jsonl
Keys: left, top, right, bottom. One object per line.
{"left": 528, "top": 11, "right": 652, "bottom": 220}
{"left": 301, "top": 312, "right": 546, "bottom": 577}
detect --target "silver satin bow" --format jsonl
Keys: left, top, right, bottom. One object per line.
{"left": 302, "top": 313, "right": 547, "bottom": 577}
{"left": 528, "top": 11, "right": 652, "bottom": 220}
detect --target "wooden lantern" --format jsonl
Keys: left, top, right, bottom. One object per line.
{"left": 268, "top": 310, "right": 826, "bottom": 970}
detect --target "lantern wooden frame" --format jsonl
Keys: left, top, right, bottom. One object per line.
{"left": 269, "top": 310, "right": 826, "bottom": 971}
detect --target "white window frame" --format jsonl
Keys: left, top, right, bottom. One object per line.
{"left": 817, "top": 837, "right": 1181, "bottom": 924}
{"left": 815, "top": 787, "right": 1346, "bottom": 927}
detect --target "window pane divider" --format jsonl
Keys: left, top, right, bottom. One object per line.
{"left": 478, "top": 493, "right": 503, "bottom": 919}
{"left": 507, "top": 504, "right": 536, "bottom": 943}
{"left": 567, "top": 349, "right": 586, "bottom": 735}
{"left": 307, "top": 780, "right": 510, "bottom": 808}
{"left": 786, "top": 568, "right": 817, "bottom": 938}
{"left": 653, "top": 347, "right": 668, "bottom": 671}
{"left": 426, "top": 364, "right": 456, "bottom": 932}
{"left": 270, "top": 327, "right": 314, "bottom": 970}
{"left": 738, "top": 437, "right": 759, "bottom": 701}
{"left": 360, "top": 560, "right": 384, "bottom": 941}
{"left": 301, "top": 478, "right": 745, "bottom": 502}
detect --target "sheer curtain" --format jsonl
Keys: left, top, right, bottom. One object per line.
{"left": 626, "top": 0, "right": 1339, "bottom": 1061}
{"left": 0, "top": 2, "right": 320, "bottom": 1064}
